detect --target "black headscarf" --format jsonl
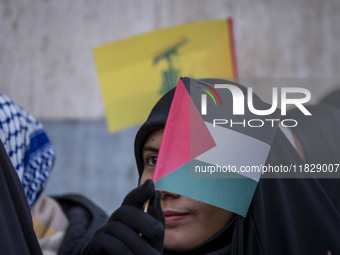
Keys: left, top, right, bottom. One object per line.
{"left": 134, "top": 87, "right": 175, "bottom": 177}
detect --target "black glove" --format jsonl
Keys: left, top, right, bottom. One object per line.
{"left": 82, "top": 179, "right": 164, "bottom": 255}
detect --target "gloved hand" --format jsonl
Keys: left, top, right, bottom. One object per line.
{"left": 82, "top": 179, "right": 164, "bottom": 255}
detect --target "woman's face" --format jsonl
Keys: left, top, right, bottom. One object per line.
{"left": 140, "top": 128, "right": 234, "bottom": 251}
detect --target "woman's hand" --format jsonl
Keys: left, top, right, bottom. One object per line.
{"left": 82, "top": 180, "right": 164, "bottom": 255}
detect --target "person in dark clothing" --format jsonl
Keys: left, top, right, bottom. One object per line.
{"left": 54, "top": 194, "right": 109, "bottom": 255}
{"left": 0, "top": 139, "right": 43, "bottom": 255}
{"left": 83, "top": 78, "right": 340, "bottom": 254}
{"left": 0, "top": 93, "right": 108, "bottom": 255}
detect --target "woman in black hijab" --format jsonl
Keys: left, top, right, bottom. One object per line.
{"left": 83, "top": 78, "right": 340, "bottom": 254}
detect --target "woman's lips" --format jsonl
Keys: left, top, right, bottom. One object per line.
{"left": 163, "top": 210, "right": 191, "bottom": 225}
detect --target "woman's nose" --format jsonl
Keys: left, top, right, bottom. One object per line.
{"left": 157, "top": 188, "right": 180, "bottom": 199}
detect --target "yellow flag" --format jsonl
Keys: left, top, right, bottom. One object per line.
{"left": 93, "top": 18, "right": 238, "bottom": 132}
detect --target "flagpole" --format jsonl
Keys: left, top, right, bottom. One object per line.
{"left": 143, "top": 199, "right": 150, "bottom": 213}
{"left": 139, "top": 199, "right": 150, "bottom": 237}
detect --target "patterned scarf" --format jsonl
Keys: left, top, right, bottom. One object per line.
{"left": 0, "top": 93, "right": 55, "bottom": 207}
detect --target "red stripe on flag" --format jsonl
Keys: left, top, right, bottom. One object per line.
{"left": 153, "top": 78, "right": 216, "bottom": 182}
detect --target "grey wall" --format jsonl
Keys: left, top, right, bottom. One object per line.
{"left": 1, "top": 0, "right": 340, "bottom": 119}
{"left": 1, "top": 0, "right": 340, "bottom": 214}
{"left": 42, "top": 121, "right": 139, "bottom": 214}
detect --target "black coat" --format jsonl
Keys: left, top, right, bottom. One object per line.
{"left": 54, "top": 194, "right": 108, "bottom": 255}
{"left": 0, "top": 140, "right": 43, "bottom": 255}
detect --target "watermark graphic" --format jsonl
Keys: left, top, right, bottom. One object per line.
{"left": 189, "top": 78, "right": 340, "bottom": 179}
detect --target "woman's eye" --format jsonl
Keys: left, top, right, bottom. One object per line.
{"left": 146, "top": 156, "right": 158, "bottom": 166}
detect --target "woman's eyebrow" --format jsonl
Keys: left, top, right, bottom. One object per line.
{"left": 143, "top": 146, "right": 159, "bottom": 153}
